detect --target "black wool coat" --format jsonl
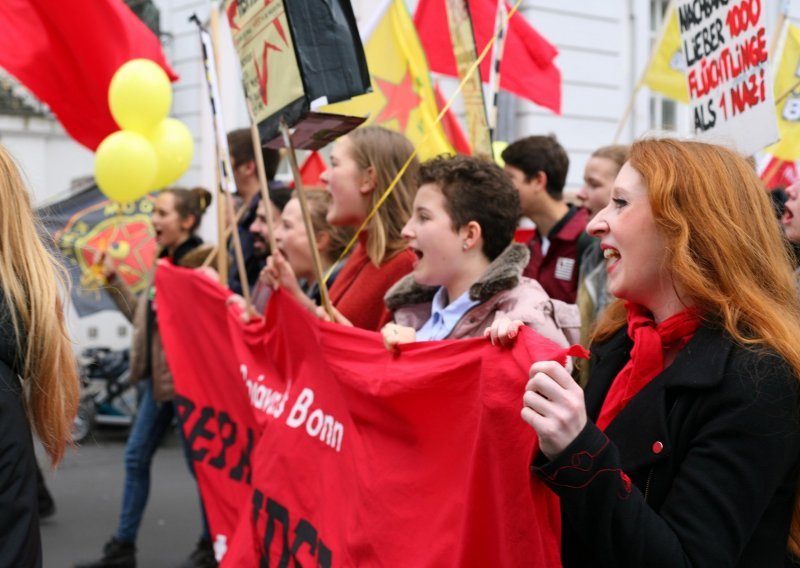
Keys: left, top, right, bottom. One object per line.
{"left": 0, "top": 293, "right": 40, "bottom": 567}
{"left": 534, "top": 323, "right": 800, "bottom": 567}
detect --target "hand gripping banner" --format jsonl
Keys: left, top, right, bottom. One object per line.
{"left": 155, "top": 264, "right": 564, "bottom": 566}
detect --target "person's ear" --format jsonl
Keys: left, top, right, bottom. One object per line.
{"left": 460, "top": 221, "right": 483, "bottom": 252}
{"left": 359, "top": 166, "right": 377, "bottom": 195}
{"left": 530, "top": 171, "right": 548, "bottom": 193}
{"left": 180, "top": 214, "right": 196, "bottom": 233}
{"left": 315, "top": 231, "right": 332, "bottom": 254}
{"left": 244, "top": 160, "right": 257, "bottom": 176}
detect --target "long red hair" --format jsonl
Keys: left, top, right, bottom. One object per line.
{"left": 593, "top": 139, "right": 800, "bottom": 553}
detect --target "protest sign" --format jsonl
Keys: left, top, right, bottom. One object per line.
{"left": 677, "top": 0, "right": 778, "bottom": 155}
{"left": 225, "top": 0, "right": 369, "bottom": 149}
{"left": 155, "top": 264, "right": 565, "bottom": 567}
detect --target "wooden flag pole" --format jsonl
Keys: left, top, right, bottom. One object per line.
{"left": 207, "top": 7, "right": 229, "bottom": 286}
{"left": 247, "top": 100, "right": 279, "bottom": 255}
{"left": 203, "top": 6, "right": 252, "bottom": 310}
{"left": 279, "top": 118, "right": 334, "bottom": 319}
{"left": 612, "top": 82, "right": 643, "bottom": 144}
{"left": 201, "top": 201, "right": 250, "bottom": 268}
{"left": 487, "top": 0, "right": 508, "bottom": 156}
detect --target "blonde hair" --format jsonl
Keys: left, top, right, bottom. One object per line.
{"left": 0, "top": 145, "right": 79, "bottom": 465}
{"left": 592, "top": 139, "right": 800, "bottom": 552}
{"left": 346, "top": 126, "right": 418, "bottom": 265}
{"left": 591, "top": 144, "right": 629, "bottom": 172}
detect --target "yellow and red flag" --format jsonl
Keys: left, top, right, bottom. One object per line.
{"left": 323, "top": 0, "right": 456, "bottom": 160}
{"left": 765, "top": 24, "right": 800, "bottom": 161}
{"left": 642, "top": 3, "right": 689, "bottom": 103}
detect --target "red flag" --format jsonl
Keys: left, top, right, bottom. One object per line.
{"left": 759, "top": 155, "right": 799, "bottom": 190}
{"left": 299, "top": 151, "right": 327, "bottom": 188}
{"left": 433, "top": 81, "right": 472, "bottom": 155}
{"left": 0, "top": 0, "right": 178, "bottom": 151}
{"left": 155, "top": 265, "right": 564, "bottom": 567}
{"left": 415, "top": 0, "right": 561, "bottom": 114}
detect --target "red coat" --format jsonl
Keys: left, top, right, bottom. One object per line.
{"left": 523, "top": 206, "right": 589, "bottom": 303}
{"left": 328, "top": 241, "right": 415, "bottom": 331}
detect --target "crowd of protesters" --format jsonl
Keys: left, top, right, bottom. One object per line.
{"left": 1, "top": 123, "right": 798, "bottom": 567}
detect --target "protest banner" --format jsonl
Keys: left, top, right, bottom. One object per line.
{"left": 155, "top": 264, "right": 566, "bottom": 566}
{"left": 37, "top": 184, "right": 156, "bottom": 317}
{"left": 225, "top": 0, "right": 369, "bottom": 150}
{"left": 677, "top": 0, "right": 778, "bottom": 155}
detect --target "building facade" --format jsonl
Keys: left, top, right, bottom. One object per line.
{"left": 0, "top": 0, "right": 786, "bottom": 347}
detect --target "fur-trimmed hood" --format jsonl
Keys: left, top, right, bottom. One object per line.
{"left": 384, "top": 243, "right": 530, "bottom": 311}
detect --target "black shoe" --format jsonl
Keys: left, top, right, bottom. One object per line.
{"left": 74, "top": 537, "right": 136, "bottom": 568}
{"left": 178, "top": 538, "right": 217, "bottom": 568}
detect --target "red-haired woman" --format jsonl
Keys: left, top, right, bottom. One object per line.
{"left": 520, "top": 139, "right": 800, "bottom": 566}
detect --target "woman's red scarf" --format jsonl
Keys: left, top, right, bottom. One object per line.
{"left": 595, "top": 303, "right": 700, "bottom": 432}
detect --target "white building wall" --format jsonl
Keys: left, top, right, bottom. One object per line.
{"left": 0, "top": 0, "right": 789, "bottom": 352}
{"left": 0, "top": 116, "right": 94, "bottom": 203}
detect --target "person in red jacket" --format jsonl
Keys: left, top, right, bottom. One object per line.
{"left": 269, "top": 126, "right": 418, "bottom": 331}
{"left": 502, "top": 135, "right": 589, "bottom": 303}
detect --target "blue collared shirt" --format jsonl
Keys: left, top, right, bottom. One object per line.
{"left": 415, "top": 287, "right": 480, "bottom": 341}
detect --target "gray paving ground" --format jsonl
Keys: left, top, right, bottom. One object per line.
{"left": 39, "top": 425, "right": 203, "bottom": 568}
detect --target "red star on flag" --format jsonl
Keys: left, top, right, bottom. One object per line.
{"left": 374, "top": 68, "right": 421, "bottom": 132}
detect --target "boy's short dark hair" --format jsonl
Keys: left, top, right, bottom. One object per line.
{"left": 227, "top": 128, "right": 281, "bottom": 180}
{"left": 501, "top": 134, "right": 569, "bottom": 199}
{"left": 419, "top": 155, "right": 520, "bottom": 261}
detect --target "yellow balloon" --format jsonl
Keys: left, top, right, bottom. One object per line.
{"left": 109, "top": 59, "right": 172, "bottom": 134}
{"left": 95, "top": 131, "right": 157, "bottom": 203}
{"left": 148, "top": 118, "right": 194, "bottom": 189}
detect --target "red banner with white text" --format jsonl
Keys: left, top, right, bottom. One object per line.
{"left": 155, "top": 264, "right": 563, "bottom": 567}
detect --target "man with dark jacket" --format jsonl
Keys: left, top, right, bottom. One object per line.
{"left": 226, "top": 129, "right": 289, "bottom": 294}
{"left": 502, "top": 135, "right": 589, "bottom": 303}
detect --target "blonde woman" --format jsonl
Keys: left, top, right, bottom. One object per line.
{"left": 240, "top": 190, "right": 354, "bottom": 317}
{"left": 266, "top": 190, "right": 354, "bottom": 309}
{"left": 0, "top": 145, "right": 78, "bottom": 565}
{"left": 319, "top": 126, "right": 418, "bottom": 330}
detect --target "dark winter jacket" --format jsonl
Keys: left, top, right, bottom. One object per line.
{"left": 535, "top": 323, "right": 800, "bottom": 567}
{"left": 0, "top": 292, "right": 40, "bottom": 567}
{"left": 386, "top": 244, "right": 579, "bottom": 346}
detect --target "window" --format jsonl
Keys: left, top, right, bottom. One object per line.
{"left": 648, "top": 0, "right": 678, "bottom": 132}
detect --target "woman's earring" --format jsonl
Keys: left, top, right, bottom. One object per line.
{"left": 462, "top": 242, "right": 468, "bottom": 251}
